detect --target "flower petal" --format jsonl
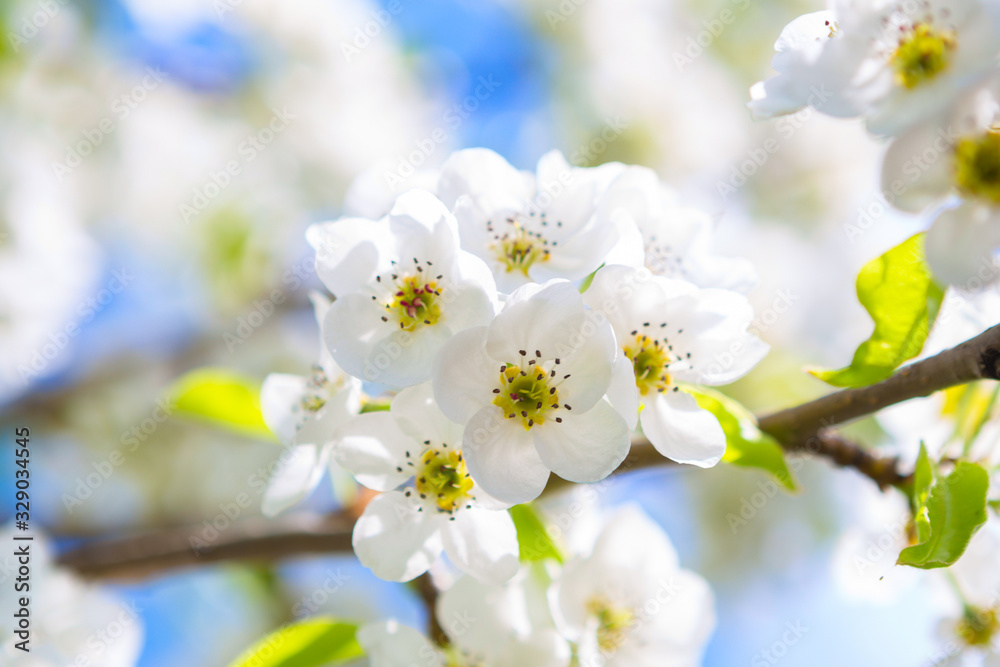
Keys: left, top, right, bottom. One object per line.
{"left": 533, "top": 400, "right": 630, "bottom": 483}
{"left": 432, "top": 326, "right": 497, "bottom": 425}
{"left": 463, "top": 405, "right": 551, "bottom": 504}
{"left": 333, "top": 412, "right": 414, "bottom": 491}
{"left": 926, "top": 203, "right": 1000, "bottom": 287}
{"left": 307, "top": 217, "right": 387, "bottom": 295}
{"left": 352, "top": 490, "right": 444, "bottom": 582}
{"left": 357, "top": 621, "right": 443, "bottom": 667}
{"left": 640, "top": 391, "right": 726, "bottom": 467}
{"left": 260, "top": 373, "right": 309, "bottom": 444}
{"left": 325, "top": 293, "right": 452, "bottom": 387}
{"left": 441, "top": 508, "right": 520, "bottom": 585}
{"left": 390, "top": 383, "right": 465, "bottom": 447}
{"left": 606, "top": 353, "right": 640, "bottom": 430}
{"left": 261, "top": 443, "right": 330, "bottom": 517}
{"left": 487, "top": 280, "right": 588, "bottom": 361}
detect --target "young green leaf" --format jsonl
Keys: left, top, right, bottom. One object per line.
{"left": 897, "top": 461, "right": 989, "bottom": 569}
{"left": 688, "top": 387, "right": 797, "bottom": 492}
{"left": 171, "top": 368, "right": 274, "bottom": 440}
{"left": 811, "top": 233, "right": 944, "bottom": 388}
{"left": 510, "top": 503, "right": 564, "bottom": 563}
{"left": 227, "top": 618, "right": 363, "bottom": 667}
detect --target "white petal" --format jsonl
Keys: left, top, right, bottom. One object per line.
{"left": 357, "top": 621, "right": 444, "bottom": 667}
{"left": 437, "top": 147, "right": 534, "bottom": 211}
{"left": 926, "top": 203, "right": 1000, "bottom": 287}
{"left": 260, "top": 373, "right": 308, "bottom": 444}
{"left": 325, "top": 293, "right": 453, "bottom": 387}
{"left": 634, "top": 568, "right": 716, "bottom": 661}
{"left": 533, "top": 400, "right": 630, "bottom": 483}
{"left": 487, "top": 280, "right": 587, "bottom": 361}
{"left": 640, "top": 391, "right": 726, "bottom": 467}
{"left": 390, "top": 383, "right": 465, "bottom": 446}
{"left": 606, "top": 353, "right": 640, "bottom": 430}
{"left": 261, "top": 444, "right": 330, "bottom": 517}
{"left": 352, "top": 490, "right": 444, "bottom": 582}
{"left": 307, "top": 217, "right": 387, "bottom": 295}
{"left": 333, "top": 412, "right": 414, "bottom": 491}
{"left": 880, "top": 124, "right": 954, "bottom": 214}
{"left": 462, "top": 405, "right": 551, "bottom": 504}
{"left": 441, "top": 508, "right": 520, "bottom": 585}
{"left": 432, "top": 326, "right": 497, "bottom": 424}
{"left": 496, "top": 630, "right": 572, "bottom": 667}
{"left": 555, "top": 314, "right": 617, "bottom": 413}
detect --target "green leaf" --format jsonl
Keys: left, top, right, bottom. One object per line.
{"left": 688, "top": 387, "right": 797, "bottom": 492}
{"left": 360, "top": 399, "right": 391, "bottom": 413}
{"left": 510, "top": 503, "right": 564, "bottom": 563}
{"left": 578, "top": 264, "right": 604, "bottom": 293}
{"left": 227, "top": 618, "right": 363, "bottom": 667}
{"left": 897, "top": 461, "right": 989, "bottom": 569}
{"left": 171, "top": 368, "right": 274, "bottom": 440}
{"left": 908, "top": 443, "right": 934, "bottom": 542}
{"left": 811, "top": 233, "right": 944, "bottom": 388}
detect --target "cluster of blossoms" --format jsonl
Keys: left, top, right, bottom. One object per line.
{"left": 750, "top": 0, "right": 1000, "bottom": 285}
{"left": 258, "top": 147, "right": 764, "bottom": 661}
{"left": 358, "top": 505, "right": 715, "bottom": 667}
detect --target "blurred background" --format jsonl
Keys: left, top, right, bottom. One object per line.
{"left": 0, "top": 0, "right": 971, "bottom": 664}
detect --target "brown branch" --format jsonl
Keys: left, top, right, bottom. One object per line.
{"left": 56, "top": 324, "right": 1000, "bottom": 580}
{"left": 58, "top": 512, "right": 354, "bottom": 580}
{"left": 758, "top": 323, "right": 1000, "bottom": 446}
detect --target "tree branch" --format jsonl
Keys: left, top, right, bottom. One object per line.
{"left": 757, "top": 323, "right": 1000, "bottom": 446}
{"left": 56, "top": 323, "right": 1000, "bottom": 580}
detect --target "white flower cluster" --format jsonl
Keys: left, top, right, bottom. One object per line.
{"left": 260, "top": 148, "right": 766, "bottom": 587}
{"left": 750, "top": 0, "right": 1000, "bottom": 286}
{"left": 357, "top": 505, "right": 716, "bottom": 667}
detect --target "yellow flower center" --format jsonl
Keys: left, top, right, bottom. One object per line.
{"left": 414, "top": 448, "right": 474, "bottom": 514}
{"left": 387, "top": 275, "right": 443, "bottom": 331}
{"left": 955, "top": 130, "right": 1000, "bottom": 205}
{"left": 488, "top": 215, "right": 552, "bottom": 276}
{"left": 623, "top": 333, "right": 673, "bottom": 396}
{"left": 957, "top": 606, "right": 1000, "bottom": 647}
{"left": 891, "top": 23, "right": 956, "bottom": 89}
{"left": 586, "top": 597, "right": 635, "bottom": 653}
{"left": 492, "top": 354, "right": 567, "bottom": 429}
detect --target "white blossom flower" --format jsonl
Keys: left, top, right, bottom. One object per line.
{"left": 582, "top": 265, "right": 767, "bottom": 467}
{"left": 259, "top": 292, "right": 363, "bottom": 517}
{"left": 334, "top": 383, "right": 519, "bottom": 584}
{"left": 433, "top": 279, "right": 630, "bottom": 505}
{"left": 750, "top": 0, "right": 1000, "bottom": 136}
{"left": 880, "top": 82, "right": 1000, "bottom": 284}
{"left": 0, "top": 526, "right": 143, "bottom": 666}
{"left": 308, "top": 189, "right": 498, "bottom": 387}
{"left": 599, "top": 165, "right": 756, "bottom": 292}
{"left": 358, "top": 568, "right": 570, "bottom": 667}
{"left": 550, "top": 505, "right": 716, "bottom": 667}
{"left": 436, "top": 148, "right": 632, "bottom": 293}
